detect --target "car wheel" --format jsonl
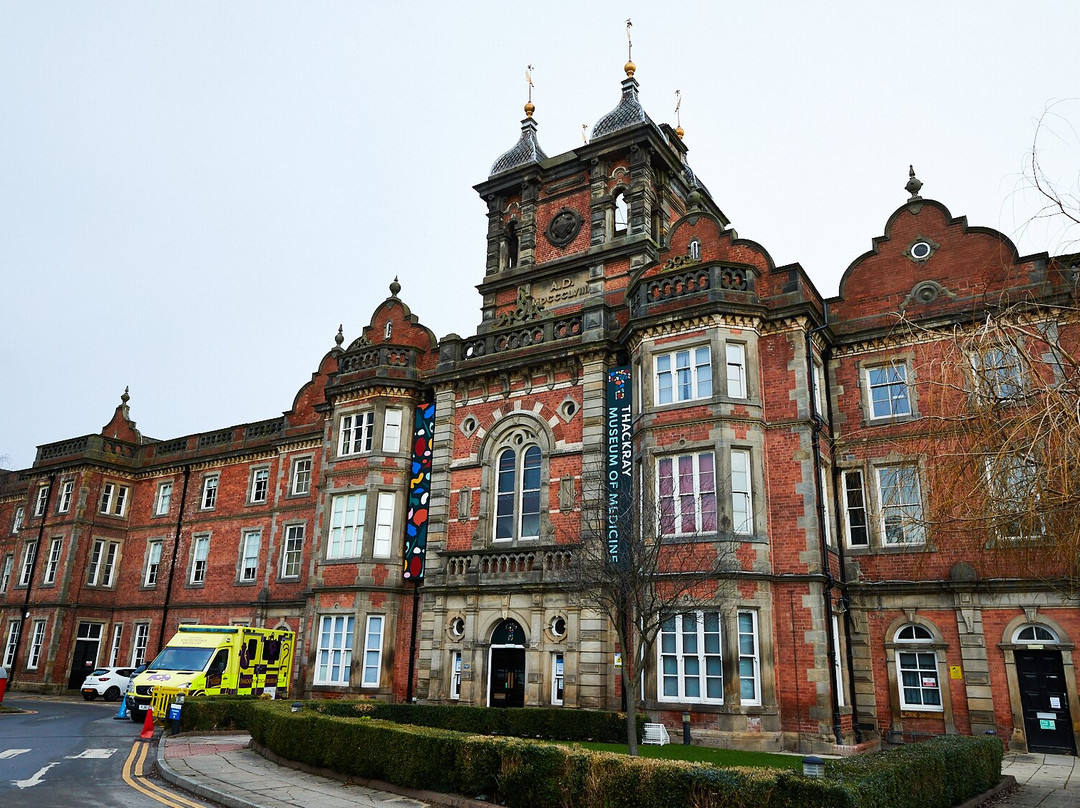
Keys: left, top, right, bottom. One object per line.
{"left": 104, "top": 686, "right": 121, "bottom": 702}
{"left": 83, "top": 691, "right": 96, "bottom": 701}
{"left": 130, "top": 707, "right": 145, "bottom": 723}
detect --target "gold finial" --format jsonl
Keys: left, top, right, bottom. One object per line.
{"left": 624, "top": 19, "right": 635, "bottom": 76}
{"left": 524, "top": 64, "right": 535, "bottom": 118}
{"left": 674, "top": 90, "right": 684, "bottom": 139}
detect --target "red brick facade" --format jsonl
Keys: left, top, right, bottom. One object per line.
{"left": 2, "top": 67, "right": 1078, "bottom": 755}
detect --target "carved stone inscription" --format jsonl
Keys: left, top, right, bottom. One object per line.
{"left": 530, "top": 272, "right": 590, "bottom": 308}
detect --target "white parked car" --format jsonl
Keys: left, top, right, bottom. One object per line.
{"left": 80, "top": 667, "right": 135, "bottom": 701}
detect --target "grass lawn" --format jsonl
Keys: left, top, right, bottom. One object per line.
{"left": 562, "top": 741, "right": 804, "bottom": 770}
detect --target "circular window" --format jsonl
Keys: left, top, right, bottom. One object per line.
{"left": 550, "top": 616, "right": 567, "bottom": 638}
{"left": 560, "top": 400, "right": 577, "bottom": 420}
{"left": 449, "top": 617, "right": 465, "bottom": 638}
{"left": 910, "top": 241, "right": 932, "bottom": 260}
{"left": 462, "top": 416, "right": 477, "bottom": 435}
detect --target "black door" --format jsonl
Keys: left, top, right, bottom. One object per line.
{"left": 1016, "top": 649, "right": 1076, "bottom": 754}
{"left": 68, "top": 639, "right": 99, "bottom": 690}
{"left": 489, "top": 647, "right": 526, "bottom": 708}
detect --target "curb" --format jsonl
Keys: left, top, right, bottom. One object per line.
{"left": 156, "top": 735, "right": 277, "bottom": 808}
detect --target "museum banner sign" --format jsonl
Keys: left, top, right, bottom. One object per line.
{"left": 605, "top": 367, "right": 633, "bottom": 568}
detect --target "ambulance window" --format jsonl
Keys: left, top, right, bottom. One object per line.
{"left": 208, "top": 649, "right": 228, "bottom": 676}
{"left": 248, "top": 639, "right": 258, "bottom": 661}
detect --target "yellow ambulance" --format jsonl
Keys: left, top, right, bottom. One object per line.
{"left": 126, "top": 625, "right": 294, "bottom": 722}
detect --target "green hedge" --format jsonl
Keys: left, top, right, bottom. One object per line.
{"left": 180, "top": 696, "right": 643, "bottom": 743}
{"left": 180, "top": 699, "right": 1001, "bottom": 808}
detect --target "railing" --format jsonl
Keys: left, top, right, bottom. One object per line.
{"left": 337, "top": 345, "right": 416, "bottom": 374}
{"left": 629, "top": 262, "right": 755, "bottom": 316}
{"left": 38, "top": 437, "right": 90, "bottom": 460}
{"left": 454, "top": 315, "right": 585, "bottom": 363}
{"left": 443, "top": 548, "right": 574, "bottom": 582}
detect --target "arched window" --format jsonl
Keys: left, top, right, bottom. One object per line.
{"left": 613, "top": 190, "right": 629, "bottom": 235}
{"left": 506, "top": 221, "right": 520, "bottom": 269}
{"left": 1013, "top": 624, "right": 1058, "bottom": 643}
{"left": 494, "top": 445, "right": 542, "bottom": 542}
{"left": 689, "top": 239, "right": 701, "bottom": 260}
{"left": 894, "top": 624, "right": 941, "bottom": 711}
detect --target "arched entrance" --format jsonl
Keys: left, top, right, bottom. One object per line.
{"left": 488, "top": 618, "right": 526, "bottom": 708}
{"left": 1011, "top": 625, "right": 1076, "bottom": 754}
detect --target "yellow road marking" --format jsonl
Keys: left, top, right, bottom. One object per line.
{"left": 122, "top": 740, "right": 207, "bottom": 808}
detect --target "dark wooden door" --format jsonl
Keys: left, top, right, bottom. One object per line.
{"left": 1016, "top": 649, "right": 1076, "bottom": 754}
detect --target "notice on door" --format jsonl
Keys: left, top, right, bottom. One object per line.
{"left": 1050, "top": 696, "right": 1062, "bottom": 709}
{"left": 1040, "top": 719, "right": 1056, "bottom": 730}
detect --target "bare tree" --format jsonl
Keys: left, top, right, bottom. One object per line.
{"left": 1015, "top": 99, "right": 1080, "bottom": 254}
{"left": 562, "top": 461, "right": 739, "bottom": 755}
{"left": 884, "top": 299, "right": 1080, "bottom": 591}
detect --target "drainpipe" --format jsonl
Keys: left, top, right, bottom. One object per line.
{"left": 807, "top": 306, "right": 844, "bottom": 747}
{"left": 9, "top": 474, "right": 55, "bottom": 683}
{"left": 157, "top": 465, "right": 191, "bottom": 655}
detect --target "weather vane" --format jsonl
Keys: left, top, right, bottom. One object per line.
{"left": 674, "top": 89, "right": 682, "bottom": 127}
{"left": 526, "top": 64, "right": 534, "bottom": 103}
{"left": 582, "top": 123, "right": 588, "bottom": 144}
{"left": 626, "top": 18, "right": 633, "bottom": 61}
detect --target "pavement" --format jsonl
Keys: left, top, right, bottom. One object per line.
{"left": 156, "top": 732, "right": 1080, "bottom": 808}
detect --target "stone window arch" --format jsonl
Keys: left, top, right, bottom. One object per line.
{"left": 477, "top": 413, "right": 553, "bottom": 546}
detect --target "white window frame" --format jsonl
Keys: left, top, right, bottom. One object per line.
{"left": 362, "top": 615, "right": 384, "bottom": 688}
{"left": 654, "top": 346, "right": 713, "bottom": 406}
{"left": 819, "top": 465, "right": 833, "bottom": 546}
{"left": 725, "top": 343, "right": 747, "bottom": 399}
{"left": 450, "top": 650, "right": 463, "bottom": 700}
{"left": 155, "top": 481, "right": 173, "bottom": 516}
{"left": 281, "top": 524, "right": 304, "bottom": 579}
{"left": 315, "top": 615, "right": 354, "bottom": 686}
{"left": 737, "top": 610, "right": 761, "bottom": 706}
{"left": 812, "top": 358, "right": 826, "bottom": 417}
{"left": 382, "top": 408, "right": 403, "bottom": 454}
{"left": 493, "top": 445, "right": 542, "bottom": 543}
{"left": 57, "top": 480, "right": 74, "bottom": 513}
{"left": 99, "top": 482, "right": 128, "bottom": 517}
{"left": 842, "top": 469, "right": 869, "bottom": 547}
{"left": 19, "top": 540, "right": 37, "bottom": 587}
{"left": 986, "top": 454, "right": 1042, "bottom": 539}
{"left": 731, "top": 448, "right": 753, "bottom": 535}
{"left": 895, "top": 624, "right": 942, "bottom": 712}
{"left": 875, "top": 464, "right": 925, "bottom": 545}
{"left": 200, "top": 475, "right": 219, "bottom": 510}
{"left": 290, "top": 457, "right": 312, "bottom": 496}
{"left": 551, "top": 652, "right": 564, "bottom": 706}
{"left": 34, "top": 485, "right": 49, "bottom": 517}
{"left": 373, "top": 492, "right": 395, "bottom": 558}
{"left": 27, "top": 619, "right": 46, "bottom": 670}
{"left": 688, "top": 238, "right": 701, "bottom": 260}
{"left": 12, "top": 506, "right": 24, "bottom": 533}
{"left": 657, "top": 451, "right": 718, "bottom": 537}
{"left": 239, "top": 530, "right": 261, "bottom": 583}
{"left": 144, "top": 540, "right": 163, "bottom": 586}
{"left": 328, "top": 492, "right": 366, "bottom": 559}
{"left": 613, "top": 188, "right": 629, "bottom": 234}
{"left": 4, "top": 620, "right": 21, "bottom": 668}
{"left": 971, "top": 345, "right": 1024, "bottom": 401}
{"left": 657, "top": 611, "right": 724, "bottom": 704}
{"left": 339, "top": 411, "right": 374, "bottom": 456}
{"left": 832, "top": 615, "right": 845, "bottom": 707}
{"left": 0, "top": 554, "right": 12, "bottom": 593}
{"left": 865, "top": 362, "right": 911, "bottom": 420}
{"left": 109, "top": 623, "right": 123, "bottom": 666}
{"left": 87, "top": 539, "right": 119, "bottom": 587}
{"left": 131, "top": 622, "right": 150, "bottom": 666}
{"left": 249, "top": 467, "right": 270, "bottom": 504}
{"left": 42, "top": 538, "right": 62, "bottom": 585}
{"left": 190, "top": 534, "right": 210, "bottom": 584}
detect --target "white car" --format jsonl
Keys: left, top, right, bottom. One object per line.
{"left": 80, "top": 667, "right": 135, "bottom": 701}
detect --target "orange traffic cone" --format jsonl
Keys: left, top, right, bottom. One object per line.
{"left": 139, "top": 707, "right": 155, "bottom": 740}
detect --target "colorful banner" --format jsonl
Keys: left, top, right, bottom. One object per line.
{"left": 605, "top": 367, "right": 633, "bottom": 568}
{"left": 402, "top": 402, "right": 435, "bottom": 580}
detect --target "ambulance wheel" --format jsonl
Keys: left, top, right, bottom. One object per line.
{"left": 104, "top": 686, "right": 122, "bottom": 702}
{"left": 130, "top": 708, "right": 145, "bottom": 723}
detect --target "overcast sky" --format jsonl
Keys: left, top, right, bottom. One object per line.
{"left": 2, "top": 2, "right": 1078, "bottom": 471}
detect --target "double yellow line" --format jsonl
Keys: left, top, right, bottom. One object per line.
{"left": 122, "top": 739, "right": 207, "bottom": 808}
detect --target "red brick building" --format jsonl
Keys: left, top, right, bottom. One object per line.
{"left": 2, "top": 62, "right": 1078, "bottom": 755}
